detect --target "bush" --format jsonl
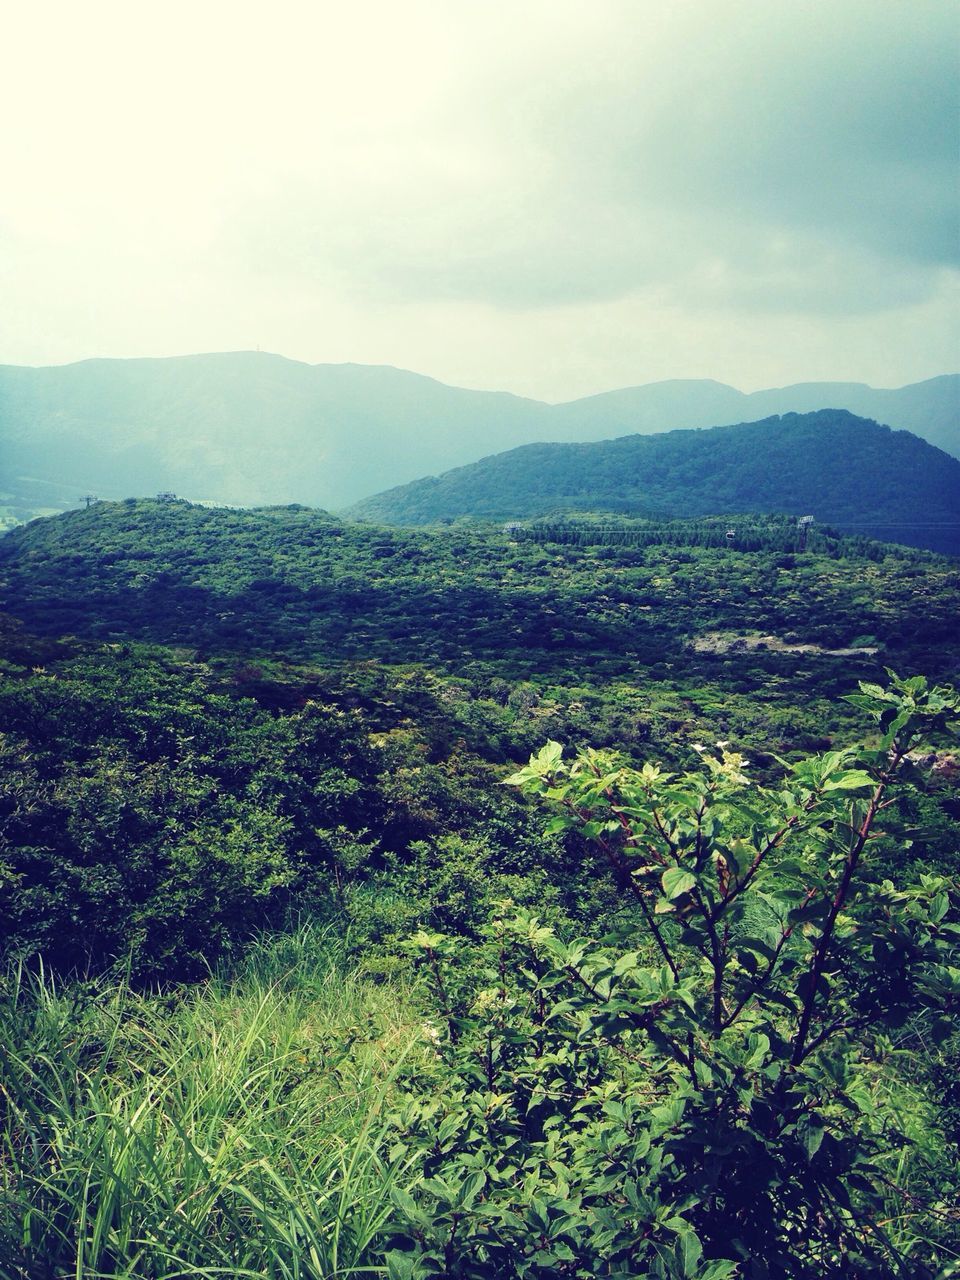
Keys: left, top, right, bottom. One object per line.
{"left": 385, "top": 675, "right": 960, "bottom": 1278}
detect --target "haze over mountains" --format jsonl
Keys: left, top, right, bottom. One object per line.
{"left": 0, "top": 352, "right": 956, "bottom": 523}
{"left": 352, "top": 410, "right": 960, "bottom": 556}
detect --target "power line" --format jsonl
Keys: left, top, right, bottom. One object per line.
{"left": 518, "top": 520, "right": 960, "bottom": 530}
{"left": 827, "top": 522, "right": 960, "bottom": 529}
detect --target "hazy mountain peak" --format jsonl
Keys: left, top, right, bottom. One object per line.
{"left": 0, "top": 354, "right": 955, "bottom": 529}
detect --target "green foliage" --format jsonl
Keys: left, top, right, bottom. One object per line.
{"left": 0, "top": 926, "right": 423, "bottom": 1278}
{"left": 349, "top": 412, "right": 960, "bottom": 556}
{"left": 0, "top": 648, "right": 387, "bottom": 978}
{"left": 2, "top": 474, "right": 959, "bottom": 1278}
{"left": 0, "top": 636, "right": 592, "bottom": 980}
{"left": 2, "top": 502, "right": 957, "bottom": 690}
{"left": 383, "top": 675, "right": 960, "bottom": 1277}
{"left": 2, "top": 502, "right": 959, "bottom": 977}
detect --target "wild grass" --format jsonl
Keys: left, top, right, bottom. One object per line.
{"left": 2, "top": 921, "right": 956, "bottom": 1279}
{"left": 867, "top": 1030, "right": 960, "bottom": 1272}
{"left": 0, "top": 924, "right": 427, "bottom": 1279}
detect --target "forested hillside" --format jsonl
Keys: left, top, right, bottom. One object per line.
{"left": 2, "top": 501, "right": 958, "bottom": 1276}
{"left": 2, "top": 501, "right": 957, "bottom": 973}
{"left": 1, "top": 353, "right": 955, "bottom": 525}
{"left": 351, "top": 411, "right": 960, "bottom": 554}
{"left": 3, "top": 499, "right": 958, "bottom": 681}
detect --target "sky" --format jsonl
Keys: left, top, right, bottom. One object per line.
{"left": 0, "top": 0, "right": 957, "bottom": 401}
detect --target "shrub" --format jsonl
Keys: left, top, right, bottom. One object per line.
{"left": 386, "top": 674, "right": 960, "bottom": 1278}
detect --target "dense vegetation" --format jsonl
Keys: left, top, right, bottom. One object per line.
{"left": 350, "top": 412, "right": 960, "bottom": 555}
{"left": 3, "top": 500, "right": 959, "bottom": 677}
{"left": 1, "top": 500, "right": 958, "bottom": 1276}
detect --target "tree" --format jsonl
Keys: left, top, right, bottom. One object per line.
{"left": 386, "top": 674, "right": 960, "bottom": 1278}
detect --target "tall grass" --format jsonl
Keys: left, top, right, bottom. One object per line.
{"left": 0, "top": 925, "right": 427, "bottom": 1279}
{"left": 868, "top": 1031, "right": 960, "bottom": 1273}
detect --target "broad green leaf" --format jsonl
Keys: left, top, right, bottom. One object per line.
{"left": 796, "top": 1113, "right": 825, "bottom": 1160}
{"left": 822, "top": 770, "right": 875, "bottom": 791}
{"left": 676, "top": 1227, "right": 703, "bottom": 1277}
{"left": 662, "top": 867, "right": 696, "bottom": 899}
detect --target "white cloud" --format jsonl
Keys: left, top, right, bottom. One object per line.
{"left": 0, "top": 0, "right": 956, "bottom": 397}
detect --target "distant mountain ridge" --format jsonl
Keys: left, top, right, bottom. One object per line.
{"left": 0, "top": 352, "right": 955, "bottom": 522}
{"left": 349, "top": 410, "right": 960, "bottom": 555}
{"left": 550, "top": 376, "right": 959, "bottom": 458}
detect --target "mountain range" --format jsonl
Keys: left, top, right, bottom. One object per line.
{"left": 0, "top": 352, "right": 956, "bottom": 522}
{"left": 350, "top": 410, "right": 960, "bottom": 555}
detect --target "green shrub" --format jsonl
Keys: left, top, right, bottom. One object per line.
{"left": 385, "top": 675, "right": 960, "bottom": 1278}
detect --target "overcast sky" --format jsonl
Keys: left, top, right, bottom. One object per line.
{"left": 1, "top": 0, "right": 956, "bottom": 400}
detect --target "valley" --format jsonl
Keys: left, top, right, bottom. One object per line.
{"left": 5, "top": 1, "right": 958, "bottom": 1271}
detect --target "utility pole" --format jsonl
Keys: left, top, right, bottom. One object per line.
{"left": 797, "top": 515, "right": 814, "bottom": 551}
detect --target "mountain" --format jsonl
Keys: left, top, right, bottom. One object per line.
{"left": 0, "top": 352, "right": 956, "bottom": 523}
{"left": 0, "top": 352, "right": 550, "bottom": 521}
{"left": 349, "top": 410, "right": 960, "bottom": 555}
{"left": 550, "top": 375, "right": 959, "bottom": 458}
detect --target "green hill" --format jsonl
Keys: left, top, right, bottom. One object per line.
{"left": 550, "top": 373, "right": 959, "bottom": 458}
{"left": 1, "top": 353, "right": 955, "bottom": 523}
{"left": 2, "top": 498, "right": 957, "bottom": 683}
{"left": 349, "top": 410, "right": 960, "bottom": 554}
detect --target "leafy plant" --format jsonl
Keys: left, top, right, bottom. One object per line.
{"left": 386, "top": 674, "right": 960, "bottom": 1278}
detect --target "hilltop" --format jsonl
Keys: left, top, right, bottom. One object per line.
{"left": 2, "top": 498, "right": 957, "bottom": 685}
{"left": 350, "top": 410, "right": 960, "bottom": 554}
{"left": 548, "top": 373, "right": 959, "bottom": 457}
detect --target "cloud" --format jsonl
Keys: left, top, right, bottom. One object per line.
{"left": 223, "top": 0, "right": 958, "bottom": 315}
{"left": 569, "top": 2, "right": 959, "bottom": 276}
{"left": 0, "top": 0, "right": 955, "bottom": 393}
